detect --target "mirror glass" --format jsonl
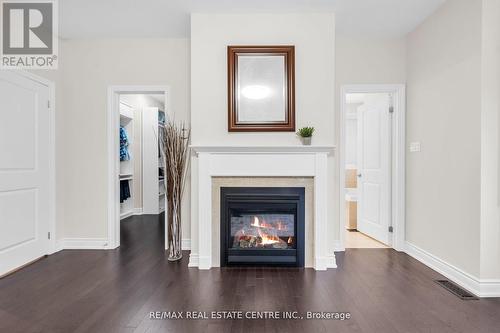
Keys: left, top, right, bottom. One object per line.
{"left": 236, "top": 55, "right": 286, "bottom": 123}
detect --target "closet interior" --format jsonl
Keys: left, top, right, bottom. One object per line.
{"left": 119, "top": 93, "right": 166, "bottom": 220}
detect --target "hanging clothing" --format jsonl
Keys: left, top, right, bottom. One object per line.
{"left": 120, "top": 180, "right": 131, "bottom": 203}
{"left": 120, "top": 126, "right": 130, "bottom": 161}
{"left": 158, "top": 110, "right": 166, "bottom": 125}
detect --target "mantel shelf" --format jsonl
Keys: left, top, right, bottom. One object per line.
{"left": 190, "top": 145, "right": 336, "bottom": 155}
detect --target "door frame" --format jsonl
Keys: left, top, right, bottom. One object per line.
{"left": 1, "top": 70, "right": 57, "bottom": 257}
{"left": 106, "top": 85, "right": 170, "bottom": 249}
{"left": 338, "top": 84, "right": 406, "bottom": 251}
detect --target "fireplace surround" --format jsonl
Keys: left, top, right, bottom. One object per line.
{"left": 190, "top": 145, "right": 336, "bottom": 270}
{"left": 220, "top": 187, "right": 305, "bottom": 267}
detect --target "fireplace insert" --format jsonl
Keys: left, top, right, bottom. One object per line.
{"left": 220, "top": 187, "right": 305, "bottom": 267}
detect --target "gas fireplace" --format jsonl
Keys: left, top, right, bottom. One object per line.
{"left": 220, "top": 187, "right": 305, "bottom": 267}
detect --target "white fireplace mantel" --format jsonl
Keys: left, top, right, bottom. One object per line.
{"left": 189, "top": 145, "right": 336, "bottom": 270}
{"left": 191, "top": 145, "right": 336, "bottom": 155}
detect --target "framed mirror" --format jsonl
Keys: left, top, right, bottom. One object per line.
{"left": 228, "top": 45, "right": 295, "bottom": 132}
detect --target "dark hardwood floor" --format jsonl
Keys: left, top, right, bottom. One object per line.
{"left": 1, "top": 214, "right": 499, "bottom": 333}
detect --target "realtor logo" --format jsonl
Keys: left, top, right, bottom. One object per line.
{"left": 1, "top": 0, "right": 58, "bottom": 68}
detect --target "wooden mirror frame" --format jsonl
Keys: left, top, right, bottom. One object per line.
{"left": 227, "top": 45, "right": 295, "bottom": 132}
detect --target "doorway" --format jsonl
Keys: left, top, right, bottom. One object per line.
{"left": 339, "top": 85, "right": 406, "bottom": 251}
{"left": 107, "top": 86, "right": 170, "bottom": 250}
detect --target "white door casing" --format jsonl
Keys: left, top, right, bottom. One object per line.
{"left": 356, "top": 93, "right": 391, "bottom": 245}
{"left": 0, "top": 71, "right": 52, "bottom": 276}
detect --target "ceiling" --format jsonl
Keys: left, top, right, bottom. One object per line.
{"left": 59, "top": 0, "right": 446, "bottom": 39}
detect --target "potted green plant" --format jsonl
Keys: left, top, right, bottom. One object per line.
{"left": 297, "top": 126, "right": 315, "bottom": 145}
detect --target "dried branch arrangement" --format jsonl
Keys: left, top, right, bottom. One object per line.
{"left": 158, "top": 121, "right": 190, "bottom": 261}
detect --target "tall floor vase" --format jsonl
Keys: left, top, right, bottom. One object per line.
{"left": 159, "top": 122, "right": 190, "bottom": 262}
{"left": 167, "top": 184, "right": 182, "bottom": 261}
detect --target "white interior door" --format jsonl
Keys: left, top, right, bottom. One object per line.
{"left": 0, "top": 71, "right": 51, "bottom": 276}
{"left": 356, "top": 93, "right": 391, "bottom": 245}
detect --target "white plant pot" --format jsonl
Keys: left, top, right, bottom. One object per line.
{"left": 300, "top": 137, "right": 312, "bottom": 145}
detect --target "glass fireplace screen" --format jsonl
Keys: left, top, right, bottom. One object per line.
{"left": 229, "top": 212, "right": 296, "bottom": 250}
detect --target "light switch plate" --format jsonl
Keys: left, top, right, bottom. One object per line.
{"left": 409, "top": 142, "right": 421, "bottom": 152}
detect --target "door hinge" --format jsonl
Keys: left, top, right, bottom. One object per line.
{"left": 47, "top": 100, "right": 50, "bottom": 108}
{"left": 388, "top": 226, "right": 394, "bottom": 233}
{"left": 48, "top": 232, "right": 51, "bottom": 239}
{"left": 389, "top": 106, "right": 394, "bottom": 114}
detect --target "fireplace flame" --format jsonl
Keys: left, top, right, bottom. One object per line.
{"left": 249, "top": 217, "right": 279, "bottom": 245}
{"left": 233, "top": 216, "right": 291, "bottom": 248}
{"left": 251, "top": 216, "right": 273, "bottom": 229}
{"left": 257, "top": 228, "right": 280, "bottom": 245}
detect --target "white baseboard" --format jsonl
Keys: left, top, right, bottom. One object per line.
{"left": 405, "top": 241, "right": 500, "bottom": 298}
{"left": 326, "top": 253, "right": 337, "bottom": 268}
{"left": 313, "top": 257, "right": 328, "bottom": 270}
{"left": 333, "top": 240, "right": 344, "bottom": 252}
{"left": 57, "top": 238, "right": 109, "bottom": 250}
{"left": 182, "top": 238, "right": 191, "bottom": 250}
{"left": 188, "top": 253, "right": 199, "bottom": 267}
{"left": 478, "top": 279, "right": 500, "bottom": 298}
{"left": 53, "top": 240, "right": 64, "bottom": 253}
{"left": 56, "top": 237, "right": 191, "bottom": 252}
{"left": 198, "top": 256, "right": 212, "bottom": 269}
{"left": 120, "top": 208, "right": 143, "bottom": 220}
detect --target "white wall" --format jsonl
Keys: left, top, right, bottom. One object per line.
{"left": 37, "top": 38, "right": 190, "bottom": 241}
{"left": 480, "top": 0, "right": 500, "bottom": 279}
{"left": 335, "top": 35, "right": 407, "bottom": 86}
{"left": 335, "top": 34, "right": 407, "bottom": 240}
{"left": 406, "top": 0, "right": 482, "bottom": 277}
{"left": 190, "top": 13, "right": 336, "bottom": 256}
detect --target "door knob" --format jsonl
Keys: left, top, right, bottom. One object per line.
{"left": 357, "top": 173, "right": 362, "bottom": 178}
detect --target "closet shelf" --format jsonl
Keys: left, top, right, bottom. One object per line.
{"left": 119, "top": 174, "right": 133, "bottom": 181}
{"left": 120, "top": 113, "right": 133, "bottom": 124}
